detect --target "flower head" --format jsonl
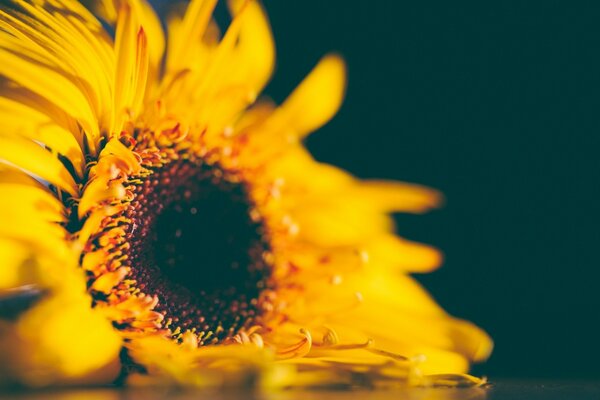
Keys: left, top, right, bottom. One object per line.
{"left": 0, "top": 0, "right": 492, "bottom": 389}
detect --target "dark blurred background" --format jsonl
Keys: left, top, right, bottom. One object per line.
{"left": 258, "top": 0, "right": 600, "bottom": 379}
{"left": 153, "top": 0, "right": 600, "bottom": 380}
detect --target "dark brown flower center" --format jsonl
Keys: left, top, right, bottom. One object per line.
{"left": 123, "top": 159, "right": 272, "bottom": 343}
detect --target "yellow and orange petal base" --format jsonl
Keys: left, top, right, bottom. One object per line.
{"left": 0, "top": 0, "right": 492, "bottom": 390}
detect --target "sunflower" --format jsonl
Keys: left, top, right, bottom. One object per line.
{"left": 0, "top": 0, "right": 492, "bottom": 389}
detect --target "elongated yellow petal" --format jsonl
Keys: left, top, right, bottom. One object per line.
{"left": 94, "top": 0, "right": 165, "bottom": 74}
{"left": 184, "top": 1, "right": 250, "bottom": 107}
{"left": 366, "top": 234, "right": 443, "bottom": 273}
{"left": 0, "top": 183, "right": 64, "bottom": 223}
{"left": 356, "top": 311, "right": 493, "bottom": 367}
{"left": 0, "top": 174, "right": 70, "bottom": 260}
{"left": 351, "top": 181, "right": 443, "bottom": 213}
{"left": 78, "top": 178, "right": 126, "bottom": 219}
{"left": 0, "top": 96, "right": 84, "bottom": 177}
{"left": 0, "top": 136, "right": 78, "bottom": 196}
{"left": 131, "top": 0, "right": 164, "bottom": 72}
{"left": 166, "top": 0, "right": 218, "bottom": 73}
{"left": 323, "top": 271, "right": 493, "bottom": 365}
{"left": 253, "top": 145, "right": 354, "bottom": 192}
{"left": 1, "top": 81, "right": 87, "bottom": 149}
{"left": 4, "top": 293, "right": 122, "bottom": 386}
{"left": 227, "top": 0, "right": 275, "bottom": 94}
{"left": 0, "top": 217, "right": 69, "bottom": 265}
{"left": 0, "top": 47, "right": 99, "bottom": 141}
{"left": 0, "top": 239, "right": 32, "bottom": 289}
{"left": 0, "top": 0, "right": 111, "bottom": 135}
{"left": 99, "top": 137, "right": 143, "bottom": 175}
{"left": 184, "top": 0, "right": 275, "bottom": 136}
{"left": 0, "top": 164, "right": 45, "bottom": 187}
{"left": 112, "top": 3, "right": 149, "bottom": 132}
{"left": 270, "top": 54, "right": 347, "bottom": 139}
{"left": 293, "top": 204, "right": 394, "bottom": 247}
{"left": 0, "top": 3, "right": 112, "bottom": 132}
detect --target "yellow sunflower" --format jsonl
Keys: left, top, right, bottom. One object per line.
{"left": 0, "top": 0, "right": 492, "bottom": 389}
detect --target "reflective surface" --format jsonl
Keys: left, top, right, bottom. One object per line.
{"left": 1, "top": 388, "right": 487, "bottom": 400}
{"left": 3, "top": 381, "right": 600, "bottom": 400}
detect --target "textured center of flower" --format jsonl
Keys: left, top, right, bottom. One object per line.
{"left": 124, "top": 159, "right": 272, "bottom": 343}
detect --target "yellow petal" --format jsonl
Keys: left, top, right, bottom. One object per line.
{"left": 112, "top": 2, "right": 150, "bottom": 132}
{"left": 0, "top": 136, "right": 78, "bottom": 196}
{"left": 130, "top": 0, "right": 165, "bottom": 71}
{"left": 98, "top": 137, "right": 143, "bottom": 175}
{"left": 253, "top": 145, "right": 353, "bottom": 193}
{"left": 366, "top": 234, "right": 443, "bottom": 273}
{"left": 94, "top": 0, "right": 165, "bottom": 75}
{"left": 227, "top": 0, "right": 275, "bottom": 94}
{"left": 77, "top": 205, "right": 124, "bottom": 247}
{"left": 0, "top": 163, "right": 45, "bottom": 187}
{"left": 0, "top": 183, "right": 64, "bottom": 223}
{"left": 331, "top": 275, "right": 494, "bottom": 365}
{"left": 78, "top": 177, "right": 126, "bottom": 219}
{"left": 0, "top": 46, "right": 99, "bottom": 141}
{"left": 166, "top": 0, "right": 218, "bottom": 73}
{"left": 90, "top": 267, "right": 130, "bottom": 294}
{"left": 351, "top": 181, "right": 443, "bottom": 214}
{"left": 1, "top": 82, "right": 87, "bottom": 151}
{"left": 0, "top": 96, "right": 84, "bottom": 177}
{"left": 0, "top": 239, "right": 33, "bottom": 289}
{"left": 2, "top": 292, "right": 122, "bottom": 386}
{"left": 182, "top": 1, "right": 250, "bottom": 106}
{"left": 269, "top": 54, "right": 347, "bottom": 139}
{"left": 0, "top": 1, "right": 114, "bottom": 133}
{"left": 293, "top": 203, "right": 394, "bottom": 247}
{"left": 0, "top": 179, "right": 71, "bottom": 260}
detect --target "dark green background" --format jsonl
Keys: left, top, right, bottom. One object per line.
{"left": 158, "top": 1, "right": 600, "bottom": 379}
